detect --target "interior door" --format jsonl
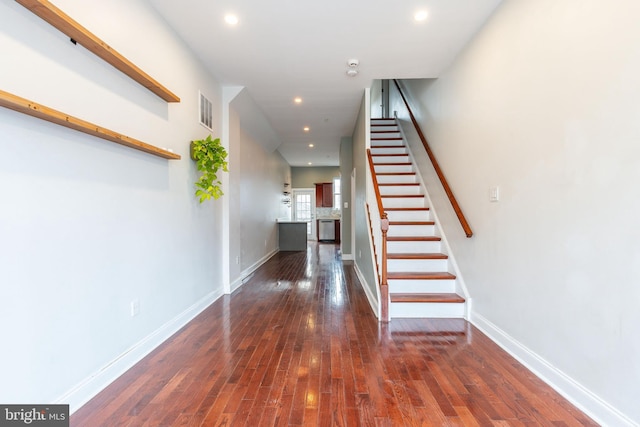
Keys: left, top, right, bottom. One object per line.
{"left": 293, "top": 189, "right": 316, "bottom": 240}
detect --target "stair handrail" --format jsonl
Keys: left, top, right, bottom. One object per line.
{"left": 393, "top": 79, "right": 473, "bottom": 238}
{"left": 367, "top": 148, "right": 389, "bottom": 322}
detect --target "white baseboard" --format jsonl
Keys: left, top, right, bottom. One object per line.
{"left": 471, "top": 311, "right": 637, "bottom": 427}
{"left": 59, "top": 289, "right": 224, "bottom": 414}
{"left": 342, "top": 254, "right": 354, "bottom": 261}
{"left": 229, "top": 249, "right": 279, "bottom": 294}
{"left": 353, "top": 263, "right": 379, "bottom": 319}
{"left": 229, "top": 277, "right": 243, "bottom": 293}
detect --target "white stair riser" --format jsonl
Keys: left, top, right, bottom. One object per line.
{"left": 390, "top": 302, "right": 465, "bottom": 318}
{"left": 375, "top": 164, "right": 413, "bottom": 173}
{"left": 371, "top": 132, "right": 401, "bottom": 138}
{"left": 385, "top": 210, "right": 431, "bottom": 222}
{"left": 388, "top": 278, "right": 456, "bottom": 294}
{"left": 370, "top": 147, "right": 407, "bottom": 155}
{"left": 387, "top": 224, "right": 436, "bottom": 236}
{"left": 379, "top": 185, "right": 422, "bottom": 196}
{"left": 371, "top": 139, "right": 404, "bottom": 147}
{"left": 387, "top": 240, "right": 442, "bottom": 253}
{"left": 387, "top": 258, "right": 449, "bottom": 272}
{"left": 371, "top": 124, "right": 398, "bottom": 130}
{"left": 373, "top": 155, "right": 410, "bottom": 164}
{"left": 376, "top": 174, "right": 417, "bottom": 184}
{"left": 383, "top": 197, "right": 425, "bottom": 208}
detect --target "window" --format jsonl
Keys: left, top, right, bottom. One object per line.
{"left": 333, "top": 177, "right": 341, "bottom": 209}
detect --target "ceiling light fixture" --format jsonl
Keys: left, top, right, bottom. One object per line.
{"left": 346, "top": 69, "right": 358, "bottom": 77}
{"left": 224, "top": 14, "right": 239, "bottom": 25}
{"left": 308, "top": 143, "right": 314, "bottom": 148}
{"left": 414, "top": 10, "right": 428, "bottom": 22}
{"left": 303, "top": 126, "right": 310, "bottom": 132}
{"left": 308, "top": 162, "right": 313, "bottom": 165}
{"left": 294, "top": 97, "right": 302, "bottom": 104}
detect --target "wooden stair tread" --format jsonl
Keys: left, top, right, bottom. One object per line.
{"left": 387, "top": 253, "right": 448, "bottom": 260}
{"left": 378, "top": 183, "right": 420, "bottom": 186}
{"left": 388, "top": 221, "right": 435, "bottom": 226}
{"left": 374, "top": 162, "right": 412, "bottom": 165}
{"left": 370, "top": 145, "right": 407, "bottom": 149}
{"left": 372, "top": 153, "right": 409, "bottom": 157}
{"left": 388, "top": 271, "right": 455, "bottom": 279}
{"left": 381, "top": 194, "right": 424, "bottom": 198}
{"left": 375, "top": 172, "right": 416, "bottom": 176}
{"left": 386, "top": 236, "right": 441, "bottom": 242}
{"left": 372, "top": 137, "right": 403, "bottom": 140}
{"left": 390, "top": 293, "right": 465, "bottom": 303}
{"left": 385, "top": 207, "right": 429, "bottom": 211}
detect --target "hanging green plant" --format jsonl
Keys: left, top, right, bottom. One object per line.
{"left": 191, "top": 135, "right": 228, "bottom": 203}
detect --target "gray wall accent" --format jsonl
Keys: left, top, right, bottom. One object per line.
{"left": 291, "top": 166, "right": 340, "bottom": 188}
{"left": 352, "top": 95, "right": 377, "bottom": 301}
{"left": 237, "top": 129, "right": 291, "bottom": 274}
{"left": 339, "top": 137, "right": 353, "bottom": 256}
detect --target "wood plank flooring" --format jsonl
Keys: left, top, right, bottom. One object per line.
{"left": 71, "top": 243, "right": 597, "bottom": 426}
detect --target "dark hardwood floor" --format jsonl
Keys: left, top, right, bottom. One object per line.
{"left": 71, "top": 243, "right": 597, "bottom": 426}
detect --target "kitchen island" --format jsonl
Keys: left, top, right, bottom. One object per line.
{"left": 277, "top": 221, "right": 307, "bottom": 251}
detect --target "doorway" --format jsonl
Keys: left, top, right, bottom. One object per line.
{"left": 292, "top": 189, "right": 316, "bottom": 241}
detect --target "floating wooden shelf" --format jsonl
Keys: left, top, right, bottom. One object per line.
{"left": 0, "top": 89, "right": 181, "bottom": 160}
{"left": 15, "top": 0, "right": 180, "bottom": 103}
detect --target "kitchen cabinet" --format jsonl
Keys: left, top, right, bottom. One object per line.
{"left": 315, "top": 183, "right": 333, "bottom": 207}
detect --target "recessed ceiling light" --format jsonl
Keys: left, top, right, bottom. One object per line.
{"left": 308, "top": 143, "right": 314, "bottom": 148}
{"left": 308, "top": 162, "right": 313, "bottom": 165}
{"left": 224, "top": 14, "right": 239, "bottom": 25}
{"left": 414, "top": 10, "right": 428, "bottom": 22}
{"left": 303, "top": 126, "right": 310, "bottom": 132}
{"left": 294, "top": 97, "right": 303, "bottom": 104}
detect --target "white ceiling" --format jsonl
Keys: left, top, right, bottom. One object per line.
{"left": 149, "top": 0, "right": 502, "bottom": 167}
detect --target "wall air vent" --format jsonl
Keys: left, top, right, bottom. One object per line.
{"left": 199, "top": 91, "right": 213, "bottom": 131}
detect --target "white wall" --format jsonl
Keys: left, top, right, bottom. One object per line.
{"left": 0, "top": 0, "right": 227, "bottom": 411}
{"left": 392, "top": 0, "right": 640, "bottom": 424}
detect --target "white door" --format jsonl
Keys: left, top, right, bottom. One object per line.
{"left": 293, "top": 189, "right": 316, "bottom": 240}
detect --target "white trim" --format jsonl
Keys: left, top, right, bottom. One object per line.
{"left": 239, "top": 249, "right": 279, "bottom": 285}
{"left": 471, "top": 311, "right": 638, "bottom": 427}
{"left": 229, "top": 276, "right": 243, "bottom": 294}
{"left": 353, "top": 263, "right": 379, "bottom": 319}
{"left": 341, "top": 254, "right": 354, "bottom": 261}
{"left": 221, "top": 86, "right": 243, "bottom": 294}
{"left": 59, "top": 289, "right": 224, "bottom": 414}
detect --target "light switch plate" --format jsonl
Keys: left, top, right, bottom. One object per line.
{"left": 489, "top": 186, "right": 500, "bottom": 202}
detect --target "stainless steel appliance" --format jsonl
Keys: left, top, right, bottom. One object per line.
{"left": 318, "top": 219, "right": 335, "bottom": 241}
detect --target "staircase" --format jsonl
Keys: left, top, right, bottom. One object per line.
{"left": 370, "top": 118, "right": 466, "bottom": 318}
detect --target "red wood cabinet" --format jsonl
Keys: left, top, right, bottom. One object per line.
{"left": 315, "top": 183, "right": 333, "bottom": 207}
